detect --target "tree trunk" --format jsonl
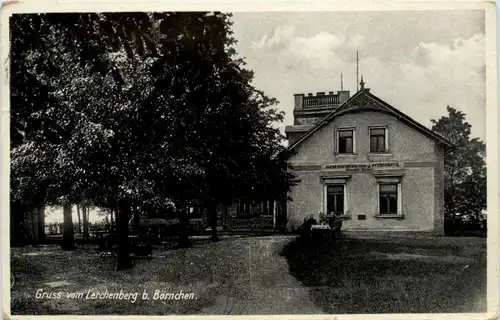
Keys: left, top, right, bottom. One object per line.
{"left": 222, "top": 204, "right": 227, "bottom": 228}
{"left": 10, "top": 201, "right": 26, "bottom": 246}
{"left": 32, "top": 207, "right": 39, "bottom": 244}
{"left": 37, "top": 205, "right": 46, "bottom": 242}
{"left": 61, "top": 200, "right": 75, "bottom": 250}
{"left": 133, "top": 206, "right": 141, "bottom": 231}
{"left": 116, "top": 199, "right": 133, "bottom": 271}
{"left": 273, "top": 200, "right": 277, "bottom": 231}
{"left": 86, "top": 206, "right": 91, "bottom": 234}
{"left": 177, "top": 207, "right": 191, "bottom": 248}
{"left": 110, "top": 209, "right": 115, "bottom": 231}
{"left": 82, "top": 203, "right": 89, "bottom": 240}
{"left": 22, "top": 207, "right": 34, "bottom": 245}
{"left": 76, "top": 204, "right": 82, "bottom": 234}
{"left": 208, "top": 203, "right": 219, "bottom": 242}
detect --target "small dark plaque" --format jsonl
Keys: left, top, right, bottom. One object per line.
{"left": 358, "top": 214, "right": 366, "bottom": 220}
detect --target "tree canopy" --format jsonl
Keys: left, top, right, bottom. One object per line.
{"left": 431, "top": 106, "right": 486, "bottom": 227}
{"left": 10, "top": 12, "right": 296, "bottom": 266}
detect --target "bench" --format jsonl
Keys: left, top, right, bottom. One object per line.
{"left": 97, "top": 233, "right": 153, "bottom": 258}
{"left": 97, "top": 233, "right": 117, "bottom": 257}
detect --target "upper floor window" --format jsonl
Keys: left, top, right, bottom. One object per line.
{"left": 370, "top": 127, "right": 387, "bottom": 153}
{"left": 337, "top": 129, "right": 355, "bottom": 154}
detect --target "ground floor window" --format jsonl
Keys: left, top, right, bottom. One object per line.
{"left": 326, "top": 184, "right": 345, "bottom": 215}
{"left": 378, "top": 183, "right": 399, "bottom": 214}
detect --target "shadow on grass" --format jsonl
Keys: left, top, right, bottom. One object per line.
{"left": 11, "top": 241, "right": 237, "bottom": 315}
{"left": 280, "top": 235, "right": 486, "bottom": 314}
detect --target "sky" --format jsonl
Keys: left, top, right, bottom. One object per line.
{"left": 45, "top": 206, "right": 105, "bottom": 224}
{"left": 230, "top": 10, "right": 486, "bottom": 140}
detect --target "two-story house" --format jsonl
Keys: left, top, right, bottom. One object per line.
{"left": 285, "top": 80, "right": 453, "bottom": 234}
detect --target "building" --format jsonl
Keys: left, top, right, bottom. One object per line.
{"left": 284, "top": 79, "right": 453, "bottom": 234}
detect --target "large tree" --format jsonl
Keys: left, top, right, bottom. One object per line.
{"left": 10, "top": 12, "right": 295, "bottom": 267}
{"left": 144, "top": 12, "right": 297, "bottom": 242}
{"left": 10, "top": 13, "right": 158, "bottom": 257}
{"left": 431, "top": 106, "right": 486, "bottom": 228}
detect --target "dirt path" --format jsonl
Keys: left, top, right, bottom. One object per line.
{"left": 200, "top": 236, "right": 323, "bottom": 314}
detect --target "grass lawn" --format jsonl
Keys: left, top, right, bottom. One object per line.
{"left": 282, "top": 232, "right": 487, "bottom": 313}
{"left": 10, "top": 233, "right": 486, "bottom": 315}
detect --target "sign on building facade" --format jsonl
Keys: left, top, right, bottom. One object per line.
{"left": 322, "top": 162, "right": 403, "bottom": 172}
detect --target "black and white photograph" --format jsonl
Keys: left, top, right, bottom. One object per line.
{"left": 3, "top": 1, "right": 498, "bottom": 317}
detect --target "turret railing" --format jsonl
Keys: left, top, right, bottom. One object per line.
{"left": 303, "top": 93, "right": 339, "bottom": 108}
{"left": 294, "top": 91, "right": 350, "bottom": 109}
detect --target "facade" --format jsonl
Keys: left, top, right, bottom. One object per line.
{"left": 285, "top": 81, "right": 453, "bottom": 234}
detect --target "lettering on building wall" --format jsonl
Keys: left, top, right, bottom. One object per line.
{"left": 322, "top": 162, "right": 403, "bottom": 172}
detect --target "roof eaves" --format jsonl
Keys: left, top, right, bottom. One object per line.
{"left": 287, "top": 89, "right": 455, "bottom": 154}
{"left": 365, "top": 92, "right": 455, "bottom": 149}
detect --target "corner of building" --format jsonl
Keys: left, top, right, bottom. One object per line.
{"left": 433, "top": 143, "right": 446, "bottom": 236}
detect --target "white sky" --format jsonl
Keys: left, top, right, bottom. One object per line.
{"left": 231, "top": 10, "right": 486, "bottom": 140}
{"left": 45, "top": 206, "right": 105, "bottom": 224}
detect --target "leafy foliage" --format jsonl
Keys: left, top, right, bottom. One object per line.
{"left": 431, "top": 106, "right": 486, "bottom": 225}
{"left": 10, "top": 12, "right": 296, "bottom": 252}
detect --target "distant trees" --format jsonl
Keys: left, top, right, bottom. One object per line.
{"left": 431, "top": 106, "right": 486, "bottom": 232}
{"left": 10, "top": 12, "right": 295, "bottom": 268}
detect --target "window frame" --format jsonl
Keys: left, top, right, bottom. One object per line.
{"left": 378, "top": 183, "right": 398, "bottom": 215}
{"left": 335, "top": 127, "right": 356, "bottom": 154}
{"left": 369, "top": 126, "right": 389, "bottom": 153}
{"left": 375, "top": 179, "right": 403, "bottom": 217}
{"left": 324, "top": 183, "right": 348, "bottom": 216}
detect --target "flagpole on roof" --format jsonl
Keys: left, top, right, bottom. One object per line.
{"left": 356, "top": 50, "right": 359, "bottom": 92}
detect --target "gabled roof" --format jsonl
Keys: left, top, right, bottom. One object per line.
{"left": 287, "top": 88, "right": 454, "bottom": 152}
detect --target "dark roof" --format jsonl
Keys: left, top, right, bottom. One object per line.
{"left": 287, "top": 88, "right": 454, "bottom": 152}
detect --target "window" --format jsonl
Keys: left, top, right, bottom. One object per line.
{"left": 337, "top": 129, "right": 354, "bottom": 153}
{"left": 326, "top": 185, "right": 345, "bottom": 215}
{"left": 378, "top": 184, "right": 398, "bottom": 214}
{"left": 375, "top": 174, "right": 403, "bottom": 218}
{"left": 370, "top": 128, "right": 387, "bottom": 152}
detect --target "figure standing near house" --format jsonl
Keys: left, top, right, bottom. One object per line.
{"left": 318, "top": 211, "right": 327, "bottom": 225}
{"left": 328, "top": 211, "right": 343, "bottom": 236}
{"left": 308, "top": 213, "right": 317, "bottom": 227}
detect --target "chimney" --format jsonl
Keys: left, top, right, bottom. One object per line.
{"left": 338, "top": 91, "right": 350, "bottom": 104}
{"left": 294, "top": 93, "right": 304, "bottom": 109}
